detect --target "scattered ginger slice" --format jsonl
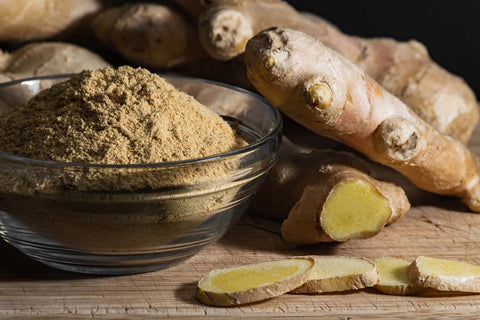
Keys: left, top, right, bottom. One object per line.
{"left": 196, "top": 258, "right": 314, "bottom": 306}
{"left": 408, "top": 256, "right": 480, "bottom": 293}
{"left": 291, "top": 256, "right": 378, "bottom": 294}
{"left": 374, "top": 257, "right": 424, "bottom": 295}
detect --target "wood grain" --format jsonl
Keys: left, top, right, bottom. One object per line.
{"left": 2, "top": 128, "right": 480, "bottom": 319}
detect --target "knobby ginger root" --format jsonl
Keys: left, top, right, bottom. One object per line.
{"left": 291, "top": 256, "right": 379, "bottom": 294}
{"left": 303, "top": 12, "right": 479, "bottom": 144}
{"left": 175, "top": 0, "right": 322, "bottom": 61}
{"left": 0, "top": 0, "right": 102, "bottom": 42}
{"left": 196, "top": 257, "right": 314, "bottom": 306}
{"left": 373, "top": 257, "right": 424, "bottom": 296}
{"left": 92, "top": 3, "right": 206, "bottom": 69}
{"left": 408, "top": 256, "right": 480, "bottom": 293}
{"left": 245, "top": 28, "right": 480, "bottom": 212}
{"left": 252, "top": 138, "right": 409, "bottom": 244}
{"left": 179, "top": 0, "right": 478, "bottom": 143}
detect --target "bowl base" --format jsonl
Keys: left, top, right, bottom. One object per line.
{"left": 2, "top": 233, "right": 218, "bottom": 275}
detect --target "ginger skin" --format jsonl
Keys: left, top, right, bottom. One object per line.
{"left": 253, "top": 139, "right": 410, "bottom": 245}
{"left": 0, "top": 42, "right": 111, "bottom": 83}
{"left": 245, "top": 28, "right": 480, "bottom": 212}
{"left": 178, "top": 0, "right": 478, "bottom": 143}
{"left": 92, "top": 3, "right": 206, "bottom": 69}
{"left": 0, "top": 0, "right": 102, "bottom": 42}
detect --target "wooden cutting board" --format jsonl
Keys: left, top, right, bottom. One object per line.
{"left": 2, "top": 127, "right": 480, "bottom": 319}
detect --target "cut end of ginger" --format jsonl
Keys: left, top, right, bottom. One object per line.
{"left": 374, "top": 257, "right": 424, "bottom": 295}
{"left": 408, "top": 256, "right": 480, "bottom": 293}
{"left": 196, "top": 258, "right": 313, "bottom": 306}
{"left": 291, "top": 256, "right": 379, "bottom": 294}
{"left": 321, "top": 179, "right": 392, "bottom": 241}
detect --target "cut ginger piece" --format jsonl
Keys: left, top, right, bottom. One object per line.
{"left": 291, "top": 256, "right": 378, "bottom": 294}
{"left": 408, "top": 256, "right": 480, "bottom": 293}
{"left": 321, "top": 180, "right": 392, "bottom": 241}
{"left": 196, "top": 258, "right": 314, "bottom": 306}
{"left": 374, "top": 257, "right": 424, "bottom": 295}
{"left": 282, "top": 173, "right": 404, "bottom": 244}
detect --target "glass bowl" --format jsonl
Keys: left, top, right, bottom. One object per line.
{"left": 0, "top": 74, "right": 282, "bottom": 275}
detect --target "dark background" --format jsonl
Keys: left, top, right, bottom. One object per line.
{"left": 288, "top": 1, "right": 480, "bottom": 97}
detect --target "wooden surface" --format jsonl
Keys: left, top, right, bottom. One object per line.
{"left": 2, "top": 128, "right": 480, "bottom": 319}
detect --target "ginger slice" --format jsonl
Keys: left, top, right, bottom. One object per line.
{"left": 291, "top": 256, "right": 378, "bottom": 294}
{"left": 196, "top": 258, "right": 314, "bottom": 306}
{"left": 374, "top": 257, "right": 424, "bottom": 295}
{"left": 408, "top": 256, "right": 480, "bottom": 293}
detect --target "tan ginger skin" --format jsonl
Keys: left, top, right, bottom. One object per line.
{"left": 260, "top": 139, "right": 409, "bottom": 245}
{"left": 0, "top": 0, "right": 102, "bottom": 42}
{"left": 92, "top": 3, "right": 206, "bottom": 69}
{"left": 245, "top": 28, "right": 480, "bottom": 212}
{"left": 0, "top": 42, "right": 111, "bottom": 83}
{"left": 176, "top": 0, "right": 479, "bottom": 143}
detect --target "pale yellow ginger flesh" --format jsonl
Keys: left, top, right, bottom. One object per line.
{"left": 408, "top": 256, "right": 480, "bottom": 293}
{"left": 321, "top": 180, "right": 391, "bottom": 241}
{"left": 197, "top": 258, "right": 313, "bottom": 306}
{"left": 292, "top": 256, "right": 379, "bottom": 294}
{"left": 374, "top": 257, "right": 423, "bottom": 295}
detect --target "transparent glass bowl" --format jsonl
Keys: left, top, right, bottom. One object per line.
{"left": 0, "top": 75, "right": 282, "bottom": 275}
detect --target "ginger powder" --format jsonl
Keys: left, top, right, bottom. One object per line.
{"left": 0, "top": 66, "right": 245, "bottom": 164}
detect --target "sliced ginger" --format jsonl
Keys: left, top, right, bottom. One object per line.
{"left": 408, "top": 256, "right": 480, "bottom": 293}
{"left": 196, "top": 258, "right": 314, "bottom": 306}
{"left": 291, "top": 256, "right": 378, "bottom": 294}
{"left": 374, "top": 257, "right": 424, "bottom": 295}
{"left": 196, "top": 255, "right": 480, "bottom": 306}
{"left": 321, "top": 180, "right": 392, "bottom": 241}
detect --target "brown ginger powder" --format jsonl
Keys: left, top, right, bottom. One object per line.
{"left": 0, "top": 66, "right": 245, "bottom": 164}
{"left": 0, "top": 66, "right": 249, "bottom": 250}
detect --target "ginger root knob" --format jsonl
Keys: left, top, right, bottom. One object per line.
{"left": 304, "top": 81, "right": 333, "bottom": 111}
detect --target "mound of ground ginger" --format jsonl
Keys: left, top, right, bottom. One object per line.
{"left": 0, "top": 66, "right": 245, "bottom": 164}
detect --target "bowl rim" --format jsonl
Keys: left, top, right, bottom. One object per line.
{"left": 0, "top": 73, "right": 282, "bottom": 169}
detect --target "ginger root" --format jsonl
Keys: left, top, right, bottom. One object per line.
{"left": 291, "top": 256, "right": 379, "bottom": 294}
{"left": 0, "top": 0, "right": 102, "bottom": 42}
{"left": 373, "top": 257, "right": 424, "bottom": 296}
{"left": 253, "top": 138, "right": 410, "bottom": 245}
{"left": 408, "top": 256, "right": 480, "bottom": 293}
{"left": 196, "top": 257, "right": 314, "bottom": 306}
{"left": 245, "top": 28, "right": 480, "bottom": 212}
{"left": 0, "top": 42, "right": 111, "bottom": 82}
{"left": 92, "top": 3, "right": 205, "bottom": 69}
{"left": 180, "top": 0, "right": 478, "bottom": 143}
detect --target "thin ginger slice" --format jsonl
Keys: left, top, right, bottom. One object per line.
{"left": 408, "top": 256, "right": 480, "bottom": 293}
{"left": 373, "top": 257, "right": 424, "bottom": 295}
{"left": 291, "top": 256, "right": 378, "bottom": 294}
{"left": 196, "top": 258, "right": 314, "bottom": 306}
